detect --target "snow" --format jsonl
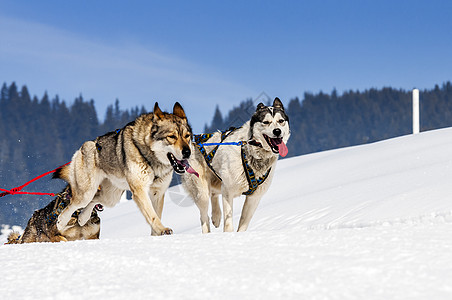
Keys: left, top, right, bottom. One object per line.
{"left": 2, "top": 128, "right": 452, "bottom": 299}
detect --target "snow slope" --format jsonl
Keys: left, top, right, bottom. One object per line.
{"left": 2, "top": 128, "right": 452, "bottom": 299}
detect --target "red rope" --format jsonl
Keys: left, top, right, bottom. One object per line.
{"left": 0, "top": 162, "right": 71, "bottom": 198}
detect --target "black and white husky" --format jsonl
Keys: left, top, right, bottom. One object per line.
{"left": 182, "top": 98, "right": 290, "bottom": 233}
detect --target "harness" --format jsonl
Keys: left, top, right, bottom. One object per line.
{"left": 241, "top": 147, "right": 272, "bottom": 195}
{"left": 194, "top": 127, "right": 237, "bottom": 181}
{"left": 194, "top": 128, "right": 272, "bottom": 195}
{"left": 45, "top": 186, "right": 75, "bottom": 225}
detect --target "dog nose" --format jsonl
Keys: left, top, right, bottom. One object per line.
{"left": 273, "top": 128, "right": 282, "bottom": 137}
{"left": 182, "top": 146, "right": 191, "bottom": 159}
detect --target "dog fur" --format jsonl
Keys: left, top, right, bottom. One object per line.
{"left": 182, "top": 98, "right": 290, "bottom": 233}
{"left": 6, "top": 185, "right": 100, "bottom": 244}
{"left": 54, "top": 102, "right": 193, "bottom": 236}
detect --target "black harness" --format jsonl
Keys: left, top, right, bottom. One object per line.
{"left": 45, "top": 186, "right": 74, "bottom": 225}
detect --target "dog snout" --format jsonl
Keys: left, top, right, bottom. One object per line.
{"left": 273, "top": 128, "right": 282, "bottom": 137}
{"left": 182, "top": 146, "right": 191, "bottom": 159}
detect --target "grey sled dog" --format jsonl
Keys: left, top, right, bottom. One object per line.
{"left": 55, "top": 102, "right": 196, "bottom": 236}
{"left": 182, "top": 98, "right": 290, "bottom": 233}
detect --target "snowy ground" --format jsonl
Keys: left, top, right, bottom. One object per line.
{"left": 2, "top": 128, "right": 452, "bottom": 299}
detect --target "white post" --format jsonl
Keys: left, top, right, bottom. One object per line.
{"left": 412, "top": 88, "right": 420, "bottom": 134}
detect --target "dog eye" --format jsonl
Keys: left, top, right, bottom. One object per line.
{"left": 168, "top": 135, "right": 177, "bottom": 139}
{"left": 263, "top": 121, "right": 271, "bottom": 125}
{"left": 278, "top": 119, "right": 285, "bottom": 124}
{"left": 184, "top": 134, "right": 191, "bottom": 139}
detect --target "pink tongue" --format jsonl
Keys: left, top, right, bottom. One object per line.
{"left": 182, "top": 161, "right": 199, "bottom": 177}
{"left": 186, "top": 166, "right": 199, "bottom": 177}
{"left": 278, "top": 141, "right": 288, "bottom": 157}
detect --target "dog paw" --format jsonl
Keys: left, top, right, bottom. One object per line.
{"left": 51, "top": 235, "right": 68, "bottom": 243}
{"left": 77, "top": 211, "right": 90, "bottom": 227}
{"left": 160, "top": 228, "right": 173, "bottom": 235}
{"left": 223, "top": 224, "right": 234, "bottom": 232}
{"left": 211, "top": 214, "right": 221, "bottom": 228}
{"left": 56, "top": 220, "right": 65, "bottom": 232}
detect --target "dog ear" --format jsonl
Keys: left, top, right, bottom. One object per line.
{"left": 154, "top": 102, "right": 165, "bottom": 119}
{"left": 256, "top": 103, "right": 266, "bottom": 111}
{"left": 173, "top": 102, "right": 187, "bottom": 119}
{"left": 273, "top": 97, "right": 284, "bottom": 110}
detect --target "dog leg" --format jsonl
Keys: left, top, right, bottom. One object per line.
{"left": 183, "top": 176, "right": 211, "bottom": 233}
{"left": 57, "top": 187, "right": 99, "bottom": 231}
{"left": 150, "top": 191, "right": 165, "bottom": 236}
{"left": 222, "top": 193, "right": 234, "bottom": 232}
{"left": 57, "top": 204, "right": 83, "bottom": 231}
{"left": 78, "top": 201, "right": 97, "bottom": 226}
{"left": 58, "top": 142, "right": 103, "bottom": 231}
{"left": 193, "top": 193, "right": 211, "bottom": 234}
{"left": 210, "top": 193, "right": 221, "bottom": 228}
{"left": 131, "top": 186, "right": 172, "bottom": 235}
{"left": 192, "top": 180, "right": 212, "bottom": 233}
{"left": 237, "top": 195, "right": 262, "bottom": 232}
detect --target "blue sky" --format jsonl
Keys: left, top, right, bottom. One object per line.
{"left": 1, "top": 0, "right": 452, "bottom": 132}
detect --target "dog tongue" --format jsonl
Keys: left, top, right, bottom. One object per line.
{"left": 271, "top": 138, "right": 288, "bottom": 157}
{"left": 277, "top": 140, "right": 288, "bottom": 157}
{"left": 181, "top": 160, "right": 199, "bottom": 178}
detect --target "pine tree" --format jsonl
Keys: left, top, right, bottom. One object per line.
{"left": 101, "top": 104, "right": 116, "bottom": 133}
{"left": 0, "top": 83, "right": 8, "bottom": 105}
{"left": 204, "top": 105, "right": 224, "bottom": 132}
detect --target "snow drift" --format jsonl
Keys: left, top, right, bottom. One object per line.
{"left": 2, "top": 128, "right": 452, "bottom": 299}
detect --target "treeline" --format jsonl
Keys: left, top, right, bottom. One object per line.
{"left": 205, "top": 82, "right": 452, "bottom": 157}
{"left": 0, "top": 82, "right": 146, "bottom": 226}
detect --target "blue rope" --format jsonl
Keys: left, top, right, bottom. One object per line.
{"left": 197, "top": 141, "right": 244, "bottom": 147}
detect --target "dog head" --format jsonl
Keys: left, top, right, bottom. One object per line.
{"left": 250, "top": 98, "right": 290, "bottom": 157}
{"left": 151, "top": 102, "right": 196, "bottom": 175}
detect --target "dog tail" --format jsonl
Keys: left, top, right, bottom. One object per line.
{"left": 6, "top": 232, "right": 22, "bottom": 244}
{"left": 53, "top": 163, "right": 70, "bottom": 181}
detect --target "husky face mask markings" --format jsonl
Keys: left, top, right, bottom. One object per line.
{"left": 251, "top": 98, "right": 290, "bottom": 157}
{"left": 182, "top": 97, "right": 290, "bottom": 234}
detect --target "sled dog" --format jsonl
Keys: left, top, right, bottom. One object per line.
{"left": 6, "top": 185, "right": 101, "bottom": 244}
{"left": 54, "top": 102, "right": 196, "bottom": 236}
{"left": 182, "top": 98, "right": 290, "bottom": 233}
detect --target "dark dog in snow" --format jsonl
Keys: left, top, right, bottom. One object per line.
{"left": 6, "top": 185, "right": 101, "bottom": 244}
